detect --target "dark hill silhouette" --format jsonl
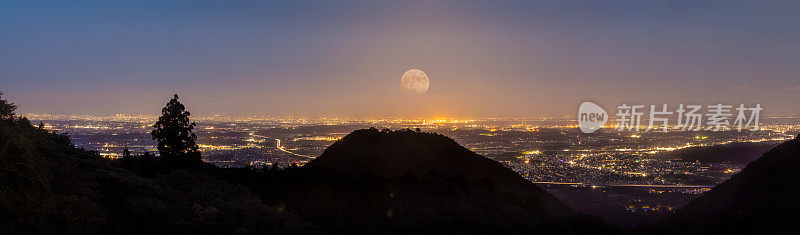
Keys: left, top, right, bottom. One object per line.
{"left": 258, "top": 128, "right": 609, "bottom": 233}
{"left": 662, "top": 134, "right": 800, "bottom": 234}
{"left": 308, "top": 128, "right": 572, "bottom": 213}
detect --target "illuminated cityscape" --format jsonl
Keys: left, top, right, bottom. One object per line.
{"left": 28, "top": 113, "right": 798, "bottom": 177}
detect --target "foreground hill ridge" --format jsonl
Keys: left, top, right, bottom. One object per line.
{"left": 277, "top": 128, "right": 618, "bottom": 233}
{"left": 312, "top": 129, "right": 530, "bottom": 178}
{"left": 664, "top": 134, "right": 800, "bottom": 234}
{"left": 311, "top": 128, "right": 520, "bottom": 178}
{"left": 308, "top": 128, "right": 574, "bottom": 215}
{"left": 0, "top": 117, "right": 315, "bottom": 234}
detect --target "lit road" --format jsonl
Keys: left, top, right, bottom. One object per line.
{"left": 250, "top": 133, "right": 314, "bottom": 159}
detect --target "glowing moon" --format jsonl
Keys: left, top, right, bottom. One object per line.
{"left": 400, "top": 69, "right": 430, "bottom": 95}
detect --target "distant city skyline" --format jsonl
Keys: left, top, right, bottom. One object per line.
{"left": 2, "top": 1, "right": 800, "bottom": 117}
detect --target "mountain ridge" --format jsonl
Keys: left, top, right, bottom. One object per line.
{"left": 307, "top": 128, "right": 574, "bottom": 216}
{"left": 662, "top": 134, "right": 800, "bottom": 234}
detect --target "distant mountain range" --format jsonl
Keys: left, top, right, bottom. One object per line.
{"left": 653, "top": 141, "right": 781, "bottom": 165}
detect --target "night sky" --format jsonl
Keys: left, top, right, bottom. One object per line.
{"left": 2, "top": 0, "right": 799, "bottom": 117}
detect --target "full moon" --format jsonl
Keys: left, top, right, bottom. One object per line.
{"left": 400, "top": 69, "right": 430, "bottom": 95}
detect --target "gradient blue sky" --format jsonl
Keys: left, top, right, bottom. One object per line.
{"left": 2, "top": 0, "right": 799, "bottom": 117}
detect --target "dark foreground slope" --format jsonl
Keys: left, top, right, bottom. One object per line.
{"left": 252, "top": 128, "right": 613, "bottom": 234}
{"left": 309, "top": 128, "right": 573, "bottom": 215}
{"left": 1, "top": 115, "right": 614, "bottom": 234}
{"left": 661, "top": 135, "right": 800, "bottom": 234}
{"left": 0, "top": 117, "right": 314, "bottom": 234}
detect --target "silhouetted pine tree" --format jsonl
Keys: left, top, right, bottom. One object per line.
{"left": 0, "top": 91, "right": 17, "bottom": 120}
{"left": 151, "top": 94, "right": 201, "bottom": 163}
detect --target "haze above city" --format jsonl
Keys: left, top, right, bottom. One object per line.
{"left": 3, "top": 1, "right": 800, "bottom": 117}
